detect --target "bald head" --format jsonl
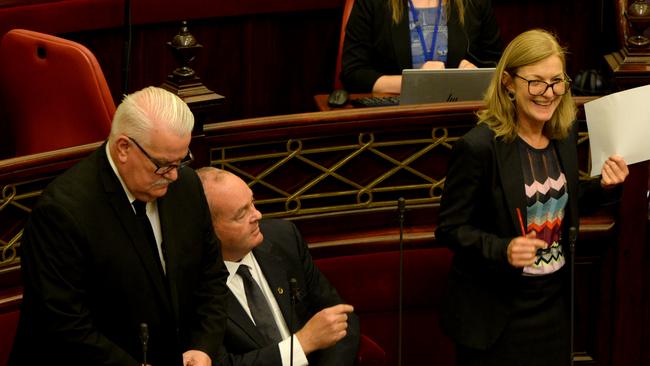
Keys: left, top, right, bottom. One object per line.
{"left": 197, "top": 167, "right": 233, "bottom": 200}
{"left": 197, "top": 167, "right": 263, "bottom": 261}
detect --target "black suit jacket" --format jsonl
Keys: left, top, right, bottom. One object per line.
{"left": 10, "top": 144, "right": 229, "bottom": 366}
{"left": 435, "top": 123, "right": 609, "bottom": 350}
{"left": 217, "top": 219, "right": 360, "bottom": 366}
{"left": 341, "top": 0, "right": 502, "bottom": 92}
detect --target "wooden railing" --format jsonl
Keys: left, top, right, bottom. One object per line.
{"left": 0, "top": 98, "right": 648, "bottom": 365}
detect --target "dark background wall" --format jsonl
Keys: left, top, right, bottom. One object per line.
{"left": 0, "top": 0, "right": 621, "bottom": 120}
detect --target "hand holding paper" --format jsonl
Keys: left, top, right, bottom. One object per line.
{"left": 585, "top": 84, "right": 650, "bottom": 176}
{"left": 600, "top": 155, "right": 629, "bottom": 188}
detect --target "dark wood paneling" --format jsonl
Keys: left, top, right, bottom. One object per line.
{"left": 610, "top": 162, "right": 649, "bottom": 366}
{"left": 23, "top": 1, "right": 620, "bottom": 121}
{"left": 0, "top": 0, "right": 619, "bottom": 121}
{"left": 0, "top": 99, "right": 647, "bottom": 365}
{"left": 493, "top": 0, "right": 619, "bottom": 80}
{"left": 65, "top": 10, "right": 341, "bottom": 121}
{"left": 639, "top": 214, "right": 650, "bottom": 365}
{"left": 0, "top": 0, "right": 344, "bottom": 35}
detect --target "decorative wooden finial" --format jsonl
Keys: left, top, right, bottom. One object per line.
{"left": 161, "top": 21, "right": 225, "bottom": 134}
{"left": 167, "top": 20, "right": 201, "bottom": 79}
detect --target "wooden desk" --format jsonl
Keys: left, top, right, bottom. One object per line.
{"left": 315, "top": 94, "right": 598, "bottom": 112}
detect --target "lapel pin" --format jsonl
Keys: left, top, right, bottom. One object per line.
{"left": 277, "top": 287, "right": 284, "bottom": 295}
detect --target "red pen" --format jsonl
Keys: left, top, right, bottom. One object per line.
{"left": 516, "top": 208, "right": 526, "bottom": 237}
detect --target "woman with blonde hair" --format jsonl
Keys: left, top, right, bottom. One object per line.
{"left": 436, "top": 29, "right": 628, "bottom": 365}
{"left": 341, "top": 0, "right": 502, "bottom": 93}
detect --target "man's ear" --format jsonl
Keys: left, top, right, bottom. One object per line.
{"left": 114, "top": 136, "right": 131, "bottom": 163}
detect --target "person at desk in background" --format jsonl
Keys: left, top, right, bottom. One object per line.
{"left": 436, "top": 29, "right": 628, "bottom": 366}
{"left": 197, "top": 167, "right": 360, "bottom": 366}
{"left": 341, "top": 0, "right": 502, "bottom": 94}
{"left": 10, "top": 87, "right": 228, "bottom": 366}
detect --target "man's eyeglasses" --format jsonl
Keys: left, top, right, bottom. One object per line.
{"left": 127, "top": 136, "right": 193, "bottom": 175}
{"left": 514, "top": 74, "right": 571, "bottom": 96}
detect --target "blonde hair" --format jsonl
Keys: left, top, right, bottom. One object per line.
{"left": 109, "top": 86, "right": 194, "bottom": 146}
{"left": 477, "top": 29, "right": 576, "bottom": 142}
{"left": 390, "top": 0, "right": 466, "bottom": 25}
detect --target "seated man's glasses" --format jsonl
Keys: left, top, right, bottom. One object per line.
{"left": 514, "top": 74, "right": 571, "bottom": 96}
{"left": 127, "top": 136, "right": 193, "bottom": 175}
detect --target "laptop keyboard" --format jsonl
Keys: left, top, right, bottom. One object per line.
{"left": 351, "top": 96, "right": 400, "bottom": 107}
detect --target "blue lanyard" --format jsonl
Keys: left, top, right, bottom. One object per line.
{"left": 408, "top": 0, "right": 443, "bottom": 62}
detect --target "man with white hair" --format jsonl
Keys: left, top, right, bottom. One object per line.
{"left": 11, "top": 87, "right": 228, "bottom": 366}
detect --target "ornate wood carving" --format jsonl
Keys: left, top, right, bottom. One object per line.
{"left": 0, "top": 99, "right": 646, "bottom": 365}
{"left": 160, "top": 21, "right": 225, "bottom": 134}
{"left": 605, "top": 0, "right": 650, "bottom": 89}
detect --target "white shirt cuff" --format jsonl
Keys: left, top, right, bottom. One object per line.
{"left": 278, "top": 335, "right": 309, "bottom": 366}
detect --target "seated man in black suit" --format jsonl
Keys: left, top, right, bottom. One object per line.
{"left": 11, "top": 87, "right": 228, "bottom": 366}
{"left": 197, "top": 167, "right": 360, "bottom": 366}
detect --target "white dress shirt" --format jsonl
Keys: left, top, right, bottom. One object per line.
{"left": 106, "top": 144, "right": 166, "bottom": 273}
{"left": 225, "top": 253, "right": 308, "bottom": 366}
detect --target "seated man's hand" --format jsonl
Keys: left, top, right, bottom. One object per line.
{"left": 295, "top": 304, "right": 354, "bottom": 354}
{"left": 183, "top": 349, "right": 211, "bottom": 366}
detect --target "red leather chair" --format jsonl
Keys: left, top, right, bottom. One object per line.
{"left": 333, "top": 0, "right": 355, "bottom": 90}
{"left": 0, "top": 309, "right": 19, "bottom": 366}
{"left": 356, "top": 333, "right": 386, "bottom": 366}
{"left": 0, "top": 29, "right": 115, "bottom": 156}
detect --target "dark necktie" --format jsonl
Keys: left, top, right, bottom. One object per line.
{"left": 237, "top": 264, "right": 282, "bottom": 345}
{"left": 133, "top": 200, "right": 166, "bottom": 274}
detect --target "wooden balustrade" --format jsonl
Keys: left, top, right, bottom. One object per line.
{"left": 0, "top": 98, "right": 647, "bottom": 365}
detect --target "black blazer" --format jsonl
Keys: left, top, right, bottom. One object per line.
{"left": 435, "top": 123, "right": 607, "bottom": 350}
{"left": 10, "top": 144, "right": 229, "bottom": 366}
{"left": 341, "top": 0, "right": 502, "bottom": 92}
{"left": 217, "top": 219, "right": 360, "bottom": 366}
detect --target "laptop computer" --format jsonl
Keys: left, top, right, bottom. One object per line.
{"left": 399, "top": 68, "right": 495, "bottom": 105}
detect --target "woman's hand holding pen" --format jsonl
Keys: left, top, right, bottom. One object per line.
{"left": 507, "top": 232, "right": 547, "bottom": 268}
{"left": 509, "top": 207, "right": 545, "bottom": 268}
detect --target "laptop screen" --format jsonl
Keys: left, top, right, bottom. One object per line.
{"left": 399, "top": 68, "right": 495, "bottom": 105}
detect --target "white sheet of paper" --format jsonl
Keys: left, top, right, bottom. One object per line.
{"left": 584, "top": 84, "right": 650, "bottom": 176}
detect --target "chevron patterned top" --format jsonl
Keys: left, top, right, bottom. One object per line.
{"left": 517, "top": 139, "right": 567, "bottom": 276}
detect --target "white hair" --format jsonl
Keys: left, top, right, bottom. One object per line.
{"left": 109, "top": 86, "right": 194, "bottom": 145}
